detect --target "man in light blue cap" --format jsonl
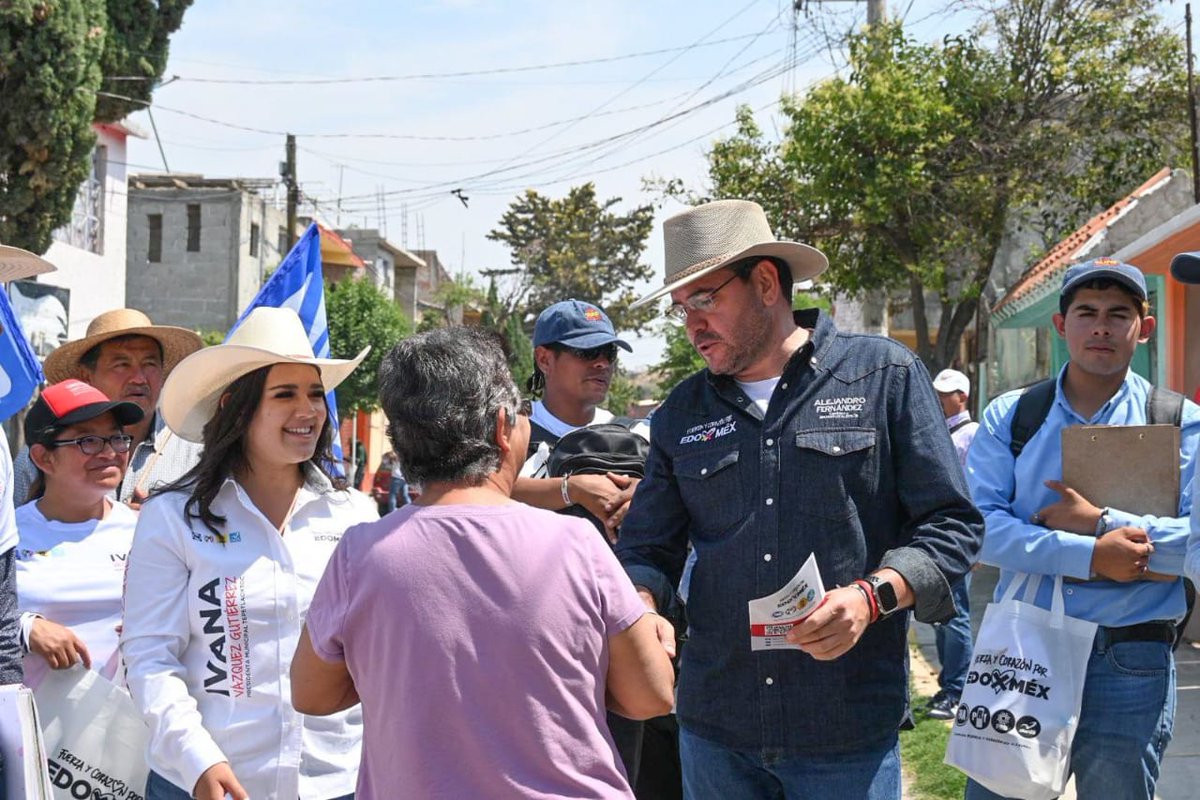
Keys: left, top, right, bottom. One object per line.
{"left": 966, "top": 256, "right": 1200, "bottom": 799}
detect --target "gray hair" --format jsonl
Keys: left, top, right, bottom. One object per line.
{"left": 378, "top": 327, "right": 521, "bottom": 487}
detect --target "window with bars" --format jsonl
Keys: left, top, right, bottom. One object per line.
{"left": 147, "top": 214, "right": 163, "bottom": 263}
{"left": 186, "top": 204, "right": 201, "bottom": 252}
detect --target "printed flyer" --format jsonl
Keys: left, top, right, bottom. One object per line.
{"left": 747, "top": 553, "right": 825, "bottom": 651}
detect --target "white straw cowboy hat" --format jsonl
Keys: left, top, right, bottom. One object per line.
{"left": 632, "top": 199, "right": 829, "bottom": 309}
{"left": 160, "top": 306, "right": 369, "bottom": 442}
{"left": 43, "top": 308, "right": 203, "bottom": 384}
{"left": 0, "top": 244, "right": 57, "bottom": 283}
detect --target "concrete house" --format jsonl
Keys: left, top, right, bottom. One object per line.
{"left": 125, "top": 174, "right": 291, "bottom": 333}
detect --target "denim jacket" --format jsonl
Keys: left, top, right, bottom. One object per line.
{"left": 616, "top": 309, "right": 983, "bottom": 753}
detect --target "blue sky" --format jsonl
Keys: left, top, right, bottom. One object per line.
{"left": 120, "top": 1, "right": 996, "bottom": 368}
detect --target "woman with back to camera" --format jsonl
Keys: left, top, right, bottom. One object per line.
{"left": 291, "top": 327, "right": 675, "bottom": 799}
{"left": 121, "top": 306, "right": 374, "bottom": 800}
{"left": 15, "top": 379, "right": 142, "bottom": 688}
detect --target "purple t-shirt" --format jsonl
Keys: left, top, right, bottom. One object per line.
{"left": 306, "top": 501, "right": 646, "bottom": 799}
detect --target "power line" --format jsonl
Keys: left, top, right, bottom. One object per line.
{"left": 100, "top": 31, "right": 779, "bottom": 86}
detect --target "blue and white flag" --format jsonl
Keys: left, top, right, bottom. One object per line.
{"left": 0, "top": 285, "right": 44, "bottom": 422}
{"left": 229, "top": 223, "right": 346, "bottom": 474}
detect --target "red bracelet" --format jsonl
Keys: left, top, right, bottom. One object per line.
{"left": 852, "top": 579, "right": 879, "bottom": 623}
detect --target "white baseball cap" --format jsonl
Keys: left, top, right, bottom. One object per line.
{"left": 932, "top": 369, "right": 970, "bottom": 396}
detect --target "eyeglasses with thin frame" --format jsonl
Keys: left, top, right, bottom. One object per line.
{"left": 555, "top": 343, "right": 619, "bottom": 363}
{"left": 665, "top": 272, "right": 740, "bottom": 322}
{"left": 47, "top": 433, "right": 134, "bottom": 456}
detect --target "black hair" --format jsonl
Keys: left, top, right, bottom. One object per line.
{"left": 731, "top": 255, "right": 793, "bottom": 302}
{"left": 156, "top": 364, "right": 335, "bottom": 535}
{"left": 78, "top": 334, "right": 164, "bottom": 373}
{"left": 1059, "top": 278, "right": 1149, "bottom": 317}
{"left": 25, "top": 414, "right": 126, "bottom": 503}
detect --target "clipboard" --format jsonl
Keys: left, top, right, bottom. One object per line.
{"left": 1061, "top": 424, "right": 1180, "bottom": 582}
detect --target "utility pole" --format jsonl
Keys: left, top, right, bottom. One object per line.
{"left": 867, "top": 0, "right": 884, "bottom": 26}
{"left": 284, "top": 133, "right": 298, "bottom": 250}
{"left": 1188, "top": 5, "right": 1200, "bottom": 203}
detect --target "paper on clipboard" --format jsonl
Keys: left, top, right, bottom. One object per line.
{"left": 747, "top": 553, "right": 826, "bottom": 651}
{"left": 1062, "top": 423, "right": 1180, "bottom": 582}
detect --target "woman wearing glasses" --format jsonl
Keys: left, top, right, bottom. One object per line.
{"left": 121, "top": 307, "right": 373, "bottom": 800}
{"left": 14, "top": 379, "right": 143, "bottom": 688}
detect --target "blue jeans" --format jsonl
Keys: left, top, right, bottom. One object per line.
{"left": 147, "top": 770, "right": 354, "bottom": 800}
{"left": 679, "top": 725, "right": 901, "bottom": 799}
{"left": 387, "top": 474, "right": 410, "bottom": 511}
{"left": 964, "top": 629, "right": 1174, "bottom": 800}
{"left": 934, "top": 573, "right": 972, "bottom": 696}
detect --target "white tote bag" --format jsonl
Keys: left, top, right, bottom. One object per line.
{"left": 33, "top": 665, "right": 150, "bottom": 800}
{"left": 944, "top": 572, "right": 1098, "bottom": 800}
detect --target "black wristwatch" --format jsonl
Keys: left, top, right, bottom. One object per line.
{"left": 865, "top": 575, "right": 900, "bottom": 621}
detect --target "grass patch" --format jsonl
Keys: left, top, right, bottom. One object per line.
{"left": 900, "top": 659, "right": 967, "bottom": 799}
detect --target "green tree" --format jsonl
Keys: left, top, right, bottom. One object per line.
{"left": 667, "top": 2, "right": 1186, "bottom": 371}
{"left": 487, "top": 183, "right": 656, "bottom": 336}
{"left": 0, "top": 0, "right": 106, "bottom": 253}
{"left": 0, "top": 0, "right": 191, "bottom": 253}
{"left": 95, "top": 0, "right": 193, "bottom": 123}
{"left": 326, "top": 278, "right": 412, "bottom": 413}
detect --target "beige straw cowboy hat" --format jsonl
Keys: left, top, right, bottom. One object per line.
{"left": 43, "top": 308, "right": 204, "bottom": 384}
{"left": 0, "top": 244, "right": 57, "bottom": 283}
{"left": 160, "top": 306, "right": 369, "bottom": 442}
{"left": 632, "top": 199, "right": 829, "bottom": 309}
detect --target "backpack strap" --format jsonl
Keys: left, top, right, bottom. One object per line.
{"left": 609, "top": 416, "right": 640, "bottom": 430}
{"left": 526, "top": 419, "right": 558, "bottom": 460}
{"left": 1147, "top": 385, "right": 1185, "bottom": 427}
{"left": 1009, "top": 378, "right": 1057, "bottom": 459}
{"left": 948, "top": 418, "right": 975, "bottom": 435}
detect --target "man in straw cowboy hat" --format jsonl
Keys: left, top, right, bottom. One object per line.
{"left": 13, "top": 308, "right": 203, "bottom": 507}
{"left": 0, "top": 244, "right": 60, "bottom": 684}
{"left": 613, "top": 200, "right": 983, "bottom": 797}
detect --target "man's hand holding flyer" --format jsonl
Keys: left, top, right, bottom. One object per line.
{"left": 747, "top": 553, "right": 825, "bottom": 651}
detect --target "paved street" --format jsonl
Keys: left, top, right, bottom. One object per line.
{"left": 913, "top": 567, "right": 1200, "bottom": 800}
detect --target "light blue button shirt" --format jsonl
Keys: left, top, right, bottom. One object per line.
{"left": 967, "top": 366, "right": 1200, "bottom": 626}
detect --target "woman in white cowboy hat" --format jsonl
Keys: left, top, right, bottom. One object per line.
{"left": 120, "top": 306, "right": 374, "bottom": 800}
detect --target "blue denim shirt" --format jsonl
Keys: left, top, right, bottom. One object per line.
{"left": 967, "top": 366, "right": 1200, "bottom": 625}
{"left": 617, "top": 310, "right": 983, "bottom": 753}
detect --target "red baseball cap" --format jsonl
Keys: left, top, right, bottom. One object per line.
{"left": 24, "top": 379, "right": 144, "bottom": 444}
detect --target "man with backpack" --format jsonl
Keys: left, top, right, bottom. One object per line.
{"left": 965, "top": 258, "right": 1200, "bottom": 799}
{"left": 515, "top": 299, "right": 648, "bottom": 535}
{"left": 511, "top": 299, "right": 676, "bottom": 798}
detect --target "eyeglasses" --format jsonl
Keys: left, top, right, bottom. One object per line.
{"left": 48, "top": 434, "right": 134, "bottom": 456}
{"left": 665, "top": 273, "right": 740, "bottom": 322}
{"left": 556, "top": 343, "right": 619, "bottom": 363}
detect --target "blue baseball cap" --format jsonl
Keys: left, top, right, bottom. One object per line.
{"left": 532, "top": 300, "right": 632, "bottom": 352}
{"left": 1171, "top": 251, "right": 1200, "bottom": 284}
{"left": 1060, "top": 258, "right": 1147, "bottom": 302}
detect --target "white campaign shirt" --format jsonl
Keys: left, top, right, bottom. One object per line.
{"left": 0, "top": 443, "right": 17, "bottom": 554}
{"left": 121, "top": 474, "right": 376, "bottom": 800}
{"left": 15, "top": 499, "right": 137, "bottom": 687}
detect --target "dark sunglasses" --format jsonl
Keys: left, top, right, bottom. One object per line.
{"left": 555, "top": 343, "right": 619, "bottom": 363}
{"left": 48, "top": 433, "right": 134, "bottom": 456}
